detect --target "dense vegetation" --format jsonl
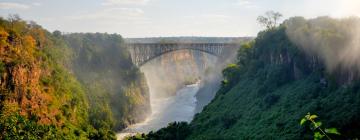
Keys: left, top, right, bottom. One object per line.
{"left": 62, "top": 33, "right": 150, "bottom": 132}
{"left": 127, "top": 122, "right": 191, "bottom": 140}
{"left": 0, "top": 15, "right": 92, "bottom": 139}
{"left": 190, "top": 17, "right": 360, "bottom": 140}
{"left": 0, "top": 16, "right": 150, "bottom": 139}
{"left": 129, "top": 16, "right": 360, "bottom": 140}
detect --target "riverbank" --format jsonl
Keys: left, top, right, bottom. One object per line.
{"left": 117, "top": 83, "right": 200, "bottom": 140}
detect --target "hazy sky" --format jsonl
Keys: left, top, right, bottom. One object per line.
{"left": 0, "top": 0, "right": 359, "bottom": 37}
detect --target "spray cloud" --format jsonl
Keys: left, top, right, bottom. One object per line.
{"left": 285, "top": 16, "right": 360, "bottom": 74}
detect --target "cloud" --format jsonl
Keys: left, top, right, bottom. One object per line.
{"left": 236, "top": 0, "right": 258, "bottom": 9}
{"left": 0, "top": 2, "right": 30, "bottom": 10}
{"left": 237, "top": 0, "right": 251, "bottom": 6}
{"left": 184, "top": 14, "right": 232, "bottom": 25}
{"left": 103, "top": 7, "right": 144, "bottom": 16}
{"left": 67, "top": 8, "right": 149, "bottom": 25}
{"left": 185, "top": 14, "right": 231, "bottom": 20}
{"left": 32, "top": 2, "right": 42, "bottom": 6}
{"left": 102, "top": 0, "right": 150, "bottom": 6}
{"left": 202, "top": 14, "right": 231, "bottom": 19}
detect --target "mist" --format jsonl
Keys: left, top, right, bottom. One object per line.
{"left": 285, "top": 16, "right": 360, "bottom": 75}
{"left": 140, "top": 49, "right": 217, "bottom": 109}
{"left": 140, "top": 49, "right": 213, "bottom": 98}
{"left": 194, "top": 44, "right": 240, "bottom": 113}
{"left": 138, "top": 40, "right": 242, "bottom": 114}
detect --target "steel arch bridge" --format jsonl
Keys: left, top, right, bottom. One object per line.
{"left": 127, "top": 43, "right": 239, "bottom": 66}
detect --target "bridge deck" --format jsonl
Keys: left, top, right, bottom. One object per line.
{"left": 127, "top": 43, "right": 239, "bottom": 66}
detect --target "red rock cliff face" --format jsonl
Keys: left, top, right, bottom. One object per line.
{"left": 1, "top": 63, "right": 58, "bottom": 124}
{"left": 0, "top": 25, "right": 86, "bottom": 127}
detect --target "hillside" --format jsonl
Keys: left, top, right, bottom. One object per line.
{"left": 127, "top": 16, "right": 360, "bottom": 140}
{"left": 0, "top": 16, "right": 150, "bottom": 139}
{"left": 0, "top": 16, "right": 92, "bottom": 139}
{"left": 62, "top": 33, "right": 150, "bottom": 131}
{"left": 190, "top": 16, "right": 360, "bottom": 139}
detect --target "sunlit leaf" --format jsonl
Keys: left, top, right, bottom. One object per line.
{"left": 325, "top": 128, "right": 340, "bottom": 135}
{"left": 314, "top": 132, "right": 324, "bottom": 140}
{"left": 314, "top": 122, "right": 322, "bottom": 128}
{"left": 310, "top": 115, "right": 318, "bottom": 120}
{"left": 300, "top": 118, "right": 307, "bottom": 125}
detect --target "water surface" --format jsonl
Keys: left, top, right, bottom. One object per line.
{"left": 117, "top": 83, "right": 199, "bottom": 139}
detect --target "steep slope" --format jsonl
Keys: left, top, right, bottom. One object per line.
{"left": 62, "top": 33, "right": 150, "bottom": 131}
{"left": 189, "top": 16, "right": 360, "bottom": 140}
{"left": 0, "top": 17, "right": 151, "bottom": 139}
{"left": 0, "top": 17, "right": 91, "bottom": 139}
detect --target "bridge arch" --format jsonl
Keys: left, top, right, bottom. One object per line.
{"left": 137, "top": 48, "right": 219, "bottom": 66}
{"left": 127, "top": 43, "right": 238, "bottom": 67}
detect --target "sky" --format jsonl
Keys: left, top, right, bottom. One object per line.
{"left": 0, "top": 0, "right": 359, "bottom": 38}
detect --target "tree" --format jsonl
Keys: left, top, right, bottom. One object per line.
{"left": 300, "top": 113, "right": 340, "bottom": 140}
{"left": 7, "top": 14, "right": 21, "bottom": 23}
{"left": 222, "top": 64, "right": 241, "bottom": 86}
{"left": 53, "top": 30, "right": 62, "bottom": 37}
{"left": 237, "top": 41, "right": 254, "bottom": 67}
{"left": 257, "top": 11, "right": 283, "bottom": 30}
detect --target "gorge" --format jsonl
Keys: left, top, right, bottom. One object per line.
{"left": 117, "top": 37, "right": 248, "bottom": 139}
{"left": 2, "top": 12, "right": 360, "bottom": 140}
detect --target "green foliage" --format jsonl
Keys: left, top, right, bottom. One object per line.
{"left": 0, "top": 113, "right": 56, "bottom": 139}
{"left": 300, "top": 113, "right": 340, "bottom": 140}
{"left": 222, "top": 64, "right": 241, "bottom": 87}
{"left": 126, "top": 122, "right": 192, "bottom": 140}
{"left": 88, "top": 127, "right": 117, "bottom": 140}
{"left": 325, "top": 128, "right": 340, "bottom": 135}
{"left": 237, "top": 41, "right": 254, "bottom": 67}
{"left": 185, "top": 16, "right": 360, "bottom": 140}
{"left": 62, "top": 33, "right": 150, "bottom": 133}
{"left": 0, "top": 112, "right": 98, "bottom": 139}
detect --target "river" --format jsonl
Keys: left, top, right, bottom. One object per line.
{"left": 117, "top": 83, "right": 200, "bottom": 140}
